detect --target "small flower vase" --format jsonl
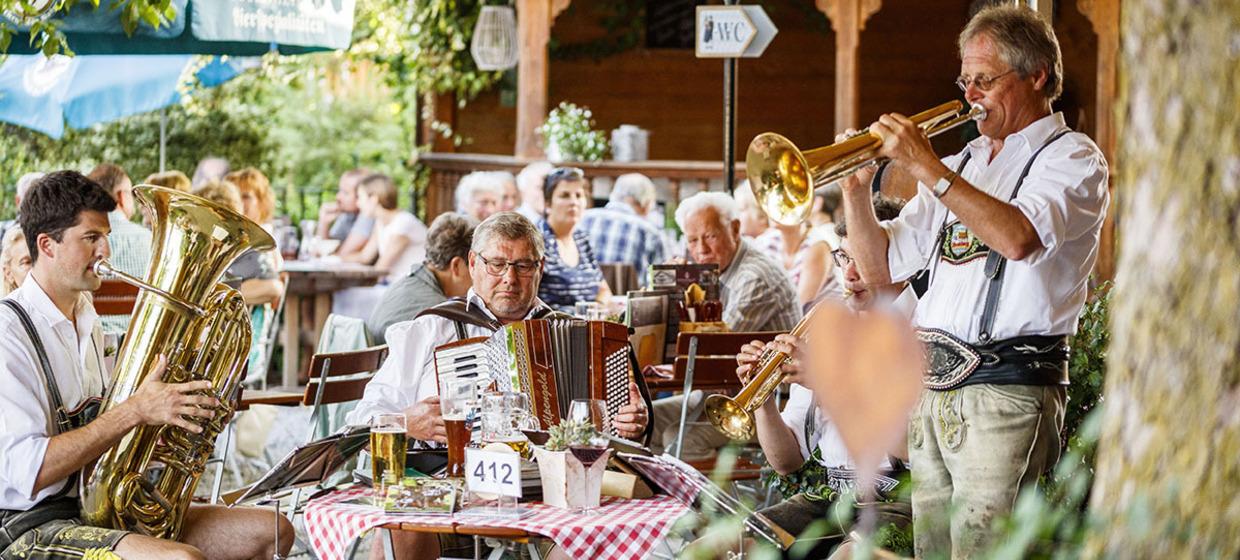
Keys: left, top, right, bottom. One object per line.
{"left": 544, "top": 141, "right": 568, "bottom": 163}
{"left": 532, "top": 446, "right": 610, "bottom": 509}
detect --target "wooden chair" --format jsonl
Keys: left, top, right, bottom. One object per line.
{"left": 600, "top": 262, "right": 640, "bottom": 295}
{"left": 285, "top": 345, "right": 389, "bottom": 519}
{"left": 92, "top": 279, "right": 140, "bottom": 315}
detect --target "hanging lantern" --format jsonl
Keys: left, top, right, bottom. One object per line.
{"left": 470, "top": 6, "right": 519, "bottom": 71}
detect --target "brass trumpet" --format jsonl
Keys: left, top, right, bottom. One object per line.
{"left": 704, "top": 306, "right": 821, "bottom": 441}
{"left": 703, "top": 100, "right": 986, "bottom": 440}
{"left": 745, "top": 100, "right": 986, "bottom": 225}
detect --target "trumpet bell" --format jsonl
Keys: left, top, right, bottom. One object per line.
{"left": 746, "top": 133, "right": 814, "bottom": 226}
{"left": 704, "top": 393, "right": 754, "bottom": 441}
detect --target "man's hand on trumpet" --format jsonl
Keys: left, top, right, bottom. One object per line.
{"left": 834, "top": 128, "right": 880, "bottom": 194}
{"left": 735, "top": 333, "right": 806, "bottom": 387}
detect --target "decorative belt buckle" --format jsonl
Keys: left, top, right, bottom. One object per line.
{"left": 916, "top": 328, "right": 981, "bottom": 390}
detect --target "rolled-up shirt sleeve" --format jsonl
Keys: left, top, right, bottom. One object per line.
{"left": 1011, "top": 139, "right": 1110, "bottom": 266}
{"left": 882, "top": 184, "right": 943, "bottom": 283}
{"left": 0, "top": 342, "right": 58, "bottom": 507}
{"left": 345, "top": 318, "right": 441, "bottom": 428}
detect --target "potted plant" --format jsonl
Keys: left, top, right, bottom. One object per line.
{"left": 538, "top": 102, "right": 609, "bottom": 163}
{"left": 531, "top": 419, "right": 611, "bottom": 510}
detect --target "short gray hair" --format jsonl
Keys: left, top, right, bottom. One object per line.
{"left": 675, "top": 191, "right": 739, "bottom": 231}
{"left": 425, "top": 212, "right": 477, "bottom": 270}
{"left": 732, "top": 179, "right": 756, "bottom": 207}
{"left": 455, "top": 171, "right": 505, "bottom": 212}
{"left": 15, "top": 172, "right": 44, "bottom": 201}
{"left": 610, "top": 173, "right": 657, "bottom": 209}
{"left": 471, "top": 211, "right": 545, "bottom": 261}
{"left": 959, "top": 5, "right": 1062, "bottom": 101}
{"left": 516, "top": 162, "right": 553, "bottom": 195}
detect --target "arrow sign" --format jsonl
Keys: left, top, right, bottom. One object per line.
{"left": 695, "top": 5, "right": 779, "bottom": 59}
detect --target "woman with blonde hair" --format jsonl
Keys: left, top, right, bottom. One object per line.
{"left": 145, "top": 170, "right": 192, "bottom": 192}
{"left": 225, "top": 167, "right": 276, "bottom": 231}
{"left": 0, "top": 226, "right": 31, "bottom": 295}
{"left": 191, "top": 180, "right": 283, "bottom": 307}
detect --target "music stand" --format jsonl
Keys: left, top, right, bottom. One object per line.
{"left": 224, "top": 425, "right": 370, "bottom": 560}
{"left": 618, "top": 453, "right": 794, "bottom": 551}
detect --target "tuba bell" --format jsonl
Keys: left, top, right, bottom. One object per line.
{"left": 79, "top": 186, "right": 274, "bottom": 539}
{"left": 704, "top": 101, "right": 986, "bottom": 440}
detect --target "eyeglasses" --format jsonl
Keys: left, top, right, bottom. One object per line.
{"left": 544, "top": 167, "right": 585, "bottom": 191}
{"left": 955, "top": 69, "right": 1015, "bottom": 92}
{"left": 831, "top": 248, "right": 853, "bottom": 268}
{"left": 476, "top": 254, "right": 541, "bottom": 277}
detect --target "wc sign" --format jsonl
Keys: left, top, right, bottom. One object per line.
{"left": 695, "top": 5, "right": 778, "bottom": 58}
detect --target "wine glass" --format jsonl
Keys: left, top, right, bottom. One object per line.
{"left": 567, "top": 398, "right": 609, "bottom": 435}
{"left": 566, "top": 399, "right": 610, "bottom": 515}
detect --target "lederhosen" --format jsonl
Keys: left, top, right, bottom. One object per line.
{"left": 918, "top": 130, "right": 1074, "bottom": 391}
{"left": 0, "top": 300, "right": 104, "bottom": 553}
{"left": 415, "top": 298, "right": 656, "bottom": 442}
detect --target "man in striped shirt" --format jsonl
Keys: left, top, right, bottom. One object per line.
{"left": 676, "top": 192, "right": 800, "bottom": 332}
{"left": 580, "top": 173, "right": 667, "bottom": 287}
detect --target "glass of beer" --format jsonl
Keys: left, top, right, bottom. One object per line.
{"left": 440, "top": 378, "right": 477, "bottom": 478}
{"left": 369, "top": 413, "right": 407, "bottom": 495}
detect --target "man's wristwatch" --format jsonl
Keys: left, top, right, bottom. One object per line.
{"left": 932, "top": 170, "right": 959, "bottom": 198}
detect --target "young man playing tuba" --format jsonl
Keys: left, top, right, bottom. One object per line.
{"left": 0, "top": 171, "right": 292, "bottom": 560}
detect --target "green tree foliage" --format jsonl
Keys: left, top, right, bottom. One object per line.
{"left": 1, "top": 0, "right": 511, "bottom": 223}
{"left": 1, "top": 0, "right": 175, "bottom": 56}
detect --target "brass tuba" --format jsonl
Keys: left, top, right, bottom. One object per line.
{"left": 704, "top": 101, "right": 986, "bottom": 440}
{"left": 80, "top": 186, "right": 274, "bottom": 539}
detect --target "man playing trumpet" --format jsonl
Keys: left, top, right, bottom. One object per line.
{"left": 839, "top": 5, "right": 1109, "bottom": 557}
{"left": 733, "top": 195, "right": 912, "bottom": 559}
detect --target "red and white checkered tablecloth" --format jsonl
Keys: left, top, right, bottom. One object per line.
{"left": 303, "top": 486, "right": 457, "bottom": 560}
{"left": 304, "top": 486, "right": 692, "bottom": 560}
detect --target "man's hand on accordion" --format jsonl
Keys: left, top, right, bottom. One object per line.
{"left": 404, "top": 396, "right": 448, "bottom": 444}
{"left": 613, "top": 382, "right": 649, "bottom": 439}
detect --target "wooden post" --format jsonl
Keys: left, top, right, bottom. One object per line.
{"left": 515, "top": 0, "right": 571, "bottom": 158}
{"left": 818, "top": 0, "right": 882, "bottom": 133}
{"left": 1080, "top": 0, "right": 1120, "bottom": 281}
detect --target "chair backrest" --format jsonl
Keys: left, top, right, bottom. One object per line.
{"left": 670, "top": 331, "right": 781, "bottom": 392}
{"left": 93, "top": 279, "right": 140, "bottom": 315}
{"left": 301, "top": 345, "right": 389, "bottom": 407}
{"left": 600, "top": 262, "right": 639, "bottom": 295}
{"left": 627, "top": 292, "right": 670, "bottom": 369}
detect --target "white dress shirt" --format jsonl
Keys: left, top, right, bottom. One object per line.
{"left": 0, "top": 277, "right": 108, "bottom": 510}
{"left": 779, "top": 286, "right": 916, "bottom": 470}
{"left": 345, "top": 289, "right": 552, "bottom": 432}
{"left": 882, "top": 112, "right": 1109, "bottom": 343}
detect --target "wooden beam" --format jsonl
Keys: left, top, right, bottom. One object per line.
{"left": 515, "top": 0, "right": 570, "bottom": 158}
{"left": 818, "top": 0, "right": 882, "bottom": 133}
{"left": 1079, "top": 0, "right": 1120, "bottom": 281}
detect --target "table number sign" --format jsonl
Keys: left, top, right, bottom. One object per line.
{"left": 465, "top": 448, "right": 522, "bottom": 498}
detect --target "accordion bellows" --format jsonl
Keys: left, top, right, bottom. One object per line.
{"left": 433, "top": 319, "right": 634, "bottom": 434}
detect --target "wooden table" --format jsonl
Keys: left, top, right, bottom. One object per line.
{"left": 281, "top": 260, "right": 386, "bottom": 386}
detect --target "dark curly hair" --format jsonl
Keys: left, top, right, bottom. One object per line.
{"left": 20, "top": 171, "right": 117, "bottom": 263}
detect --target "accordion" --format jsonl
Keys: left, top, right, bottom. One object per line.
{"left": 432, "top": 319, "right": 635, "bottom": 434}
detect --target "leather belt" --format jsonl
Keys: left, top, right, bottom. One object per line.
{"left": 918, "top": 328, "right": 1069, "bottom": 390}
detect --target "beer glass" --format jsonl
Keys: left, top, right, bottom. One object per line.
{"left": 440, "top": 378, "right": 478, "bottom": 478}
{"left": 370, "top": 413, "right": 407, "bottom": 494}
